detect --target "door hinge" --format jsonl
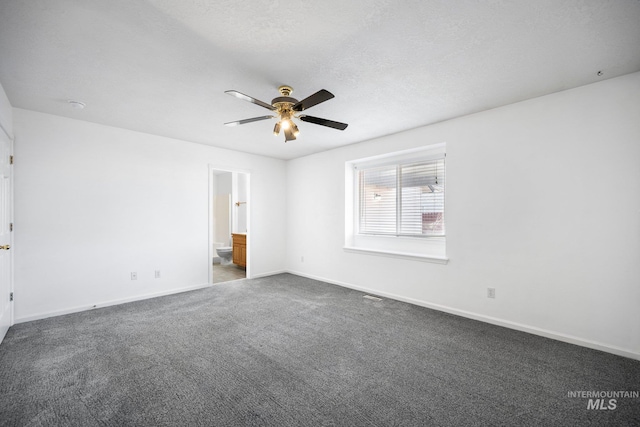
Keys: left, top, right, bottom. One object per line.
{"left": 9, "top": 292, "right": 13, "bottom": 302}
{"left": 9, "top": 155, "right": 13, "bottom": 165}
{"left": 9, "top": 223, "right": 13, "bottom": 232}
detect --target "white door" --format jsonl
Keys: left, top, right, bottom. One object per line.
{"left": 0, "top": 128, "right": 12, "bottom": 343}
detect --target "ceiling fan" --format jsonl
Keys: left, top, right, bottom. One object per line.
{"left": 224, "top": 85, "right": 348, "bottom": 142}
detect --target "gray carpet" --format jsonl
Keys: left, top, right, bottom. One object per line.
{"left": 1, "top": 273, "right": 639, "bottom": 426}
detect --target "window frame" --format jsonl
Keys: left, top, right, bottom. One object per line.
{"left": 345, "top": 144, "right": 448, "bottom": 263}
{"left": 355, "top": 156, "right": 446, "bottom": 238}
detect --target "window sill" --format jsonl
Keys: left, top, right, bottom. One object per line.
{"left": 343, "top": 246, "right": 449, "bottom": 264}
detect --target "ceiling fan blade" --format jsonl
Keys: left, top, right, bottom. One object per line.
{"left": 292, "top": 89, "right": 334, "bottom": 111}
{"left": 299, "top": 115, "right": 348, "bottom": 130}
{"left": 224, "top": 115, "right": 274, "bottom": 126}
{"left": 284, "top": 127, "right": 297, "bottom": 142}
{"left": 225, "top": 90, "right": 276, "bottom": 111}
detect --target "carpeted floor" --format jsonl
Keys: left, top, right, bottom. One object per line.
{"left": 1, "top": 273, "right": 639, "bottom": 426}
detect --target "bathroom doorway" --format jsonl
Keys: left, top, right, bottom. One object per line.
{"left": 208, "top": 166, "right": 250, "bottom": 284}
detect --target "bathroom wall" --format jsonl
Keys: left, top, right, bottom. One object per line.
{"left": 211, "top": 174, "right": 218, "bottom": 247}
{"left": 213, "top": 194, "right": 231, "bottom": 248}
{"left": 236, "top": 172, "right": 248, "bottom": 233}
{"left": 215, "top": 172, "right": 232, "bottom": 246}
{"left": 217, "top": 172, "right": 232, "bottom": 195}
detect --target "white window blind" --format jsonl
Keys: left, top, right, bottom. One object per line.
{"left": 358, "top": 157, "right": 445, "bottom": 237}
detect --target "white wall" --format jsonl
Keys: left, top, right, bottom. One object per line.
{"left": 286, "top": 72, "right": 640, "bottom": 359}
{"left": 13, "top": 109, "right": 287, "bottom": 321}
{"left": 0, "top": 81, "right": 11, "bottom": 139}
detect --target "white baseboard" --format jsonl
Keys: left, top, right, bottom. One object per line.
{"left": 14, "top": 270, "right": 288, "bottom": 324}
{"left": 13, "top": 270, "right": 640, "bottom": 362}
{"left": 285, "top": 269, "right": 640, "bottom": 361}
{"left": 250, "top": 269, "right": 287, "bottom": 279}
{"left": 15, "top": 282, "right": 214, "bottom": 324}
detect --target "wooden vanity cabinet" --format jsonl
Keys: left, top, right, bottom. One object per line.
{"left": 232, "top": 233, "right": 246, "bottom": 267}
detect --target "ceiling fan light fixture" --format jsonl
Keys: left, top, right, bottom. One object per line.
{"left": 224, "top": 85, "right": 348, "bottom": 143}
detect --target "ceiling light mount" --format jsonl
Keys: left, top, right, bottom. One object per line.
{"left": 278, "top": 85, "right": 293, "bottom": 97}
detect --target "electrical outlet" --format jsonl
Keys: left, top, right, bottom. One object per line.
{"left": 487, "top": 287, "right": 495, "bottom": 299}
{"left": 155, "top": 270, "right": 161, "bottom": 279}
{"left": 131, "top": 272, "right": 137, "bottom": 280}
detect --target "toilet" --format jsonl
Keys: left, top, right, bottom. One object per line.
{"left": 216, "top": 247, "right": 233, "bottom": 265}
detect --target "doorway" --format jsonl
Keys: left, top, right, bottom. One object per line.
{"left": 208, "top": 166, "right": 250, "bottom": 284}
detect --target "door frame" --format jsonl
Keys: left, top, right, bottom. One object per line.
{"left": 0, "top": 122, "right": 13, "bottom": 343}
{"left": 208, "top": 164, "right": 251, "bottom": 284}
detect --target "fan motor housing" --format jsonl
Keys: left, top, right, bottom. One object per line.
{"left": 271, "top": 96, "right": 298, "bottom": 107}
{"left": 272, "top": 85, "right": 297, "bottom": 110}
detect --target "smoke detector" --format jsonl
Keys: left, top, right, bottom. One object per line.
{"left": 68, "top": 100, "right": 86, "bottom": 110}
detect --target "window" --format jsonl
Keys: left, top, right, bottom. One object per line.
{"left": 357, "top": 158, "right": 445, "bottom": 237}
{"left": 345, "top": 145, "right": 447, "bottom": 263}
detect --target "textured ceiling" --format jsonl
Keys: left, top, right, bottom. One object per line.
{"left": 1, "top": 0, "right": 639, "bottom": 160}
